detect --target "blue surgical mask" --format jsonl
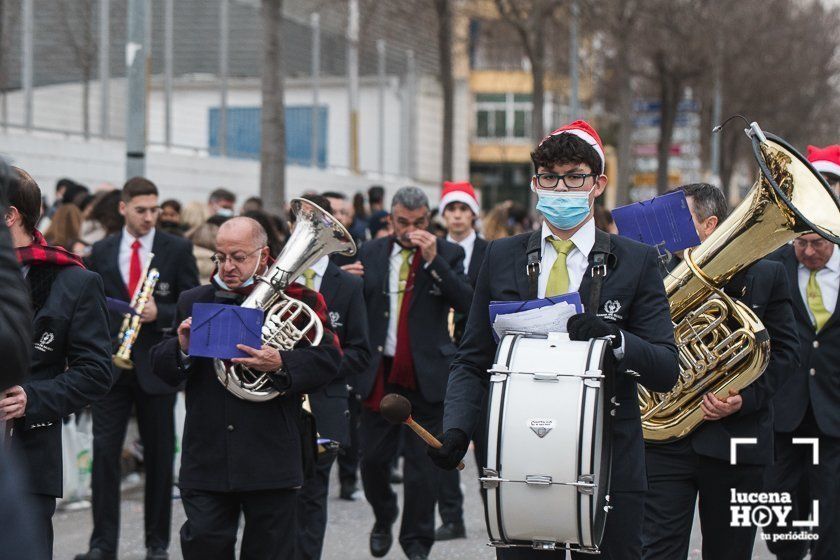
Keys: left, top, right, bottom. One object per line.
{"left": 535, "top": 187, "right": 594, "bottom": 230}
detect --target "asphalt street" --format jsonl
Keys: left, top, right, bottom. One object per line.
{"left": 53, "top": 457, "right": 780, "bottom": 560}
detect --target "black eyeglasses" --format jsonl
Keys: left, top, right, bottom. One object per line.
{"left": 211, "top": 247, "right": 263, "bottom": 266}
{"left": 534, "top": 172, "right": 597, "bottom": 191}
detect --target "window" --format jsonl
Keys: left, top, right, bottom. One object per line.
{"left": 474, "top": 93, "right": 532, "bottom": 140}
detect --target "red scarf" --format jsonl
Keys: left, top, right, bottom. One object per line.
{"left": 15, "top": 229, "right": 85, "bottom": 269}
{"left": 365, "top": 246, "right": 422, "bottom": 410}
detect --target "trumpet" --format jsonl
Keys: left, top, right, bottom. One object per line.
{"left": 113, "top": 253, "right": 159, "bottom": 369}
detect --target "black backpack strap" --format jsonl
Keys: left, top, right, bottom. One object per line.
{"left": 587, "top": 229, "right": 614, "bottom": 313}
{"left": 525, "top": 230, "right": 542, "bottom": 300}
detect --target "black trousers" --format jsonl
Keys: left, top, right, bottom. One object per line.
{"left": 180, "top": 487, "right": 297, "bottom": 560}
{"left": 438, "top": 393, "right": 490, "bottom": 525}
{"left": 28, "top": 493, "right": 56, "bottom": 560}
{"left": 296, "top": 452, "right": 337, "bottom": 560}
{"left": 360, "top": 385, "right": 442, "bottom": 557}
{"left": 642, "top": 439, "right": 764, "bottom": 560}
{"left": 763, "top": 406, "right": 840, "bottom": 560}
{"left": 495, "top": 491, "right": 645, "bottom": 560}
{"left": 90, "top": 370, "right": 176, "bottom": 553}
{"left": 337, "top": 390, "right": 362, "bottom": 488}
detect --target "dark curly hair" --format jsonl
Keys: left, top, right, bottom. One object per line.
{"left": 531, "top": 133, "right": 601, "bottom": 175}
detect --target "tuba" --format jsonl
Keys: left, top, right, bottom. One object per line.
{"left": 213, "top": 198, "right": 356, "bottom": 402}
{"left": 639, "top": 123, "right": 840, "bottom": 442}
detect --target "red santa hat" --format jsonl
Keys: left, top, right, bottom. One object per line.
{"left": 440, "top": 181, "right": 480, "bottom": 215}
{"left": 539, "top": 119, "right": 605, "bottom": 174}
{"left": 807, "top": 145, "right": 840, "bottom": 179}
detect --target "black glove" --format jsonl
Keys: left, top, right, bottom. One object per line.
{"left": 427, "top": 428, "right": 469, "bottom": 471}
{"left": 567, "top": 313, "right": 621, "bottom": 348}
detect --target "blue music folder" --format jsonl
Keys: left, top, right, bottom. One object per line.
{"left": 612, "top": 190, "right": 700, "bottom": 256}
{"left": 488, "top": 292, "right": 583, "bottom": 341}
{"left": 188, "top": 303, "right": 263, "bottom": 360}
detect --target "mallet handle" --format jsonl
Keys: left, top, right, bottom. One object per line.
{"left": 405, "top": 417, "right": 465, "bottom": 471}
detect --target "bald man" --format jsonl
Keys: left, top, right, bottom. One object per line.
{"left": 150, "top": 217, "right": 342, "bottom": 560}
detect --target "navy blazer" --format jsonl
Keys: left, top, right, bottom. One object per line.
{"left": 0, "top": 223, "right": 31, "bottom": 390}
{"left": 768, "top": 245, "right": 840, "bottom": 437}
{"left": 16, "top": 265, "right": 113, "bottom": 497}
{"left": 357, "top": 236, "right": 473, "bottom": 403}
{"left": 444, "top": 228, "right": 678, "bottom": 492}
{"left": 453, "top": 235, "right": 489, "bottom": 344}
{"left": 88, "top": 230, "right": 199, "bottom": 394}
{"left": 150, "top": 284, "right": 341, "bottom": 492}
{"left": 309, "top": 262, "right": 371, "bottom": 446}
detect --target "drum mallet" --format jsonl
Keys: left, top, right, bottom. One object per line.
{"left": 380, "top": 393, "right": 465, "bottom": 471}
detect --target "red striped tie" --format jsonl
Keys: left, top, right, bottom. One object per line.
{"left": 127, "top": 239, "right": 142, "bottom": 299}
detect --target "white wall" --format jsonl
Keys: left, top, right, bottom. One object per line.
{"left": 0, "top": 129, "right": 440, "bottom": 206}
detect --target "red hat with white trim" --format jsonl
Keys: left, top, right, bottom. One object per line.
{"left": 807, "top": 145, "right": 840, "bottom": 179}
{"left": 440, "top": 181, "right": 480, "bottom": 215}
{"left": 539, "top": 119, "right": 605, "bottom": 174}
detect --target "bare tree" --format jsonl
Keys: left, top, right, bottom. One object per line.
{"left": 260, "top": 0, "right": 286, "bottom": 213}
{"left": 494, "top": 0, "right": 563, "bottom": 141}
{"left": 57, "top": 0, "right": 97, "bottom": 138}
{"left": 434, "top": 0, "right": 454, "bottom": 180}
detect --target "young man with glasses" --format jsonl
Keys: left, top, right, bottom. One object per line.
{"left": 150, "top": 216, "right": 342, "bottom": 559}
{"left": 432, "top": 120, "right": 679, "bottom": 560}
{"left": 346, "top": 186, "right": 473, "bottom": 560}
{"left": 762, "top": 233, "right": 840, "bottom": 560}
{"left": 79, "top": 178, "right": 199, "bottom": 560}
{"left": 641, "top": 183, "right": 798, "bottom": 560}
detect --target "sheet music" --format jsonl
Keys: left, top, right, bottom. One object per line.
{"left": 492, "top": 301, "right": 579, "bottom": 339}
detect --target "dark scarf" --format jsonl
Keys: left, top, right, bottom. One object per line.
{"left": 15, "top": 229, "right": 85, "bottom": 269}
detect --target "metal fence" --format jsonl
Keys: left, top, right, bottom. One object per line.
{"left": 0, "top": 0, "right": 429, "bottom": 177}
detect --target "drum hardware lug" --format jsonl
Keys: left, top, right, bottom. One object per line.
{"left": 532, "top": 540, "right": 557, "bottom": 551}
{"left": 532, "top": 372, "right": 559, "bottom": 382}
{"left": 604, "top": 504, "right": 613, "bottom": 512}
{"left": 576, "top": 474, "right": 596, "bottom": 494}
{"left": 488, "top": 366, "right": 510, "bottom": 374}
{"left": 583, "top": 378, "right": 601, "bottom": 388}
{"left": 480, "top": 468, "right": 505, "bottom": 489}
{"left": 525, "top": 474, "right": 553, "bottom": 486}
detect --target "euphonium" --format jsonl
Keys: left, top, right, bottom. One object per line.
{"left": 213, "top": 198, "right": 356, "bottom": 402}
{"left": 113, "top": 253, "right": 160, "bottom": 369}
{"left": 639, "top": 123, "right": 840, "bottom": 442}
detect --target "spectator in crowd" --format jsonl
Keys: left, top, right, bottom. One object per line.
{"left": 482, "top": 200, "right": 529, "bottom": 240}
{"left": 368, "top": 185, "right": 385, "bottom": 214}
{"left": 595, "top": 204, "right": 618, "bottom": 234}
{"left": 84, "top": 190, "right": 124, "bottom": 243}
{"left": 207, "top": 188, "right": 236, "bottom": 217}
{"left": 187, "top": 222, "right": 219, "bottom": 285}
{"left": 158, "top": 199, "right": 188, "bottom": 236}
{"left": 181, "top": 201, "right": 209, "bottom": 236}
{"left": 323, "top": 192, "right": 361, "bottom": 266}
{"left": 240, "top": 196, "right": 263, "bottom": 214}
{"left": 368, "top": 210, "right": 391, "bottom": 239}
{"left": 243, "top": 209, "right": 284, "bottom": 258}
{"left": 70, "top": 238, "right": 91, "bottom": 258}
{"left": 45, "top": 178, "right": 76, "bottom": 219}
{"left": 351, "top": 192, "right": 370, "bottom": 242}
{"left": 62, "top": 182, "right": 90, "bottom": 208}
{"left": 44, "top": 203, "right": 83, "bottom": 251}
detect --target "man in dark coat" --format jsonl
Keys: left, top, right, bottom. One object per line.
{"left": 80, "top": 177, "right": 199, "bottom": 560}
{"left": 150, "top": 216, "right": 341, "bottom": 560}
{"left": 2, "top": 166, "right": 113, "bottom": 560}
{"left": 349, "top": 186, "right": 473, "bottom": 560}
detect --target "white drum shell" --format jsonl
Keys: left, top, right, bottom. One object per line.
{"left": 483, "top": 333, "right": 612, "bottom": 552}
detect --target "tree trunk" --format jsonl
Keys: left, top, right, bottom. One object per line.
{"left": 615, "top": 32, "right": 633, "bottom": 205}
{"left": 435, "top": 0, "right": 453, "bottom": 181}
{"left": 656, "top": 71, "right": 680, "bottom": 194}
{"left": 530, "top": 37, "right": 546, "bottom": 141}
{"left": 82, "top": 71, "right": 90, "bottom": 139}
{"left": 260, "top": 0, "right": 285, "bottom": 214}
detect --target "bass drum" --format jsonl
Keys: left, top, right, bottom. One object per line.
{"left": 481, "top": 332, "right": 616, "bottom": 553}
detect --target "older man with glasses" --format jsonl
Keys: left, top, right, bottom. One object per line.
{"left": 149, "top": 216, "right": 342, "bottom": 560}
{"left": 344, "top": 186, "right": 473, "bottom": 560}
{"left": 763, "top": 233, "right": 840, "bottom": 560}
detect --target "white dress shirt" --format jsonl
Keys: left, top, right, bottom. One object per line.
{"left": 447, "top": 229, "right": 478, "bottom": 273}
{"left": 798, "top": 246, "right": 840, "bottom": 323}
{"left": 295, "top": 255, "right": 329, "bottom": 292}
{"left": 119, "top": 227, "right": 155, "bottom": 288}
{"left": 537, "top": 219, "right": 595, "bottom": 299}
{"left": 384, "top": 243, "right": 416, "bottom": 357}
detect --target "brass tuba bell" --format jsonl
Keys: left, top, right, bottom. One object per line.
{"left": 213, "top": 198, "right": 356, "bottom": 402}
{"left": 639, "top": 123, "right": 840, "bottom": 442}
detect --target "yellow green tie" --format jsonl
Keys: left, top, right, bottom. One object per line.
{"left": 546, "top": 237, "right": 576, "bottom": 297}
{"left": 806, "top": 269, "right": 830, "bottom": 331}
{"left": 303, "top": 268, "right": 316, "bottom": 290}
{"left": 397, "top": 249, "right": 413, "bottom": 311}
